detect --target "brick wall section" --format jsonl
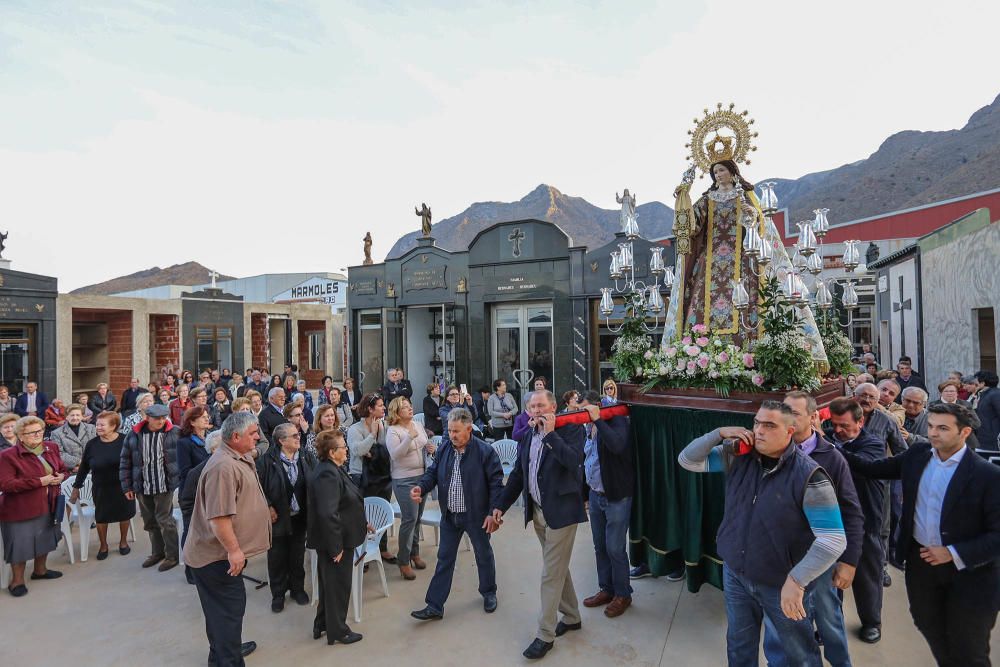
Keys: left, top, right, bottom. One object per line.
{"left": 152, "top": 315, "right": 180, "bottom": 381}
{"left": 297, "top": 320, "right": 326, "bottom": 388}
{"left": 251, "top": 313, "right": 269, "bottom": 370}
{"left": 106, "top": 311, "right": 133, "bottom": 394}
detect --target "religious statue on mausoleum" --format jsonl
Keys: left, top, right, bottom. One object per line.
{"left": 0, "top": 230, "right": 7, "bottom": 259}
{"left": 615, "top": 189, "right": 636, "bottom": 233}
{"left": 362, "top": 232, "right": 373, "bottom": 265}
{"left": 415, "top": 202, "right": 432, "bottom": 237}
{"left": 663, "top": 103, "right": 827, "bottom": 369}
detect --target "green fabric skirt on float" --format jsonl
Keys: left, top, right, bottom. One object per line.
{"left": 627, "top": 404, "right": 753, "bottom": 592}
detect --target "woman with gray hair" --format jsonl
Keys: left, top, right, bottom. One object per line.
{"left": 121, "top": 392, "right": 156, "bottom": 434}
{"left": 258, "top": 422, "right": 318, "bottom": 610}
{"left": 50, "top": 403, "right": 96, "bottom": 474}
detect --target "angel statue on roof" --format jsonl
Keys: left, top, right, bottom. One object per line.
{"left": 663, "top": 103, "right": 827, "bottom": 370}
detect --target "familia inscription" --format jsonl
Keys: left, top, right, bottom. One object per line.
{"left": 404, "top": 266, "right": 447, "bottom": 291}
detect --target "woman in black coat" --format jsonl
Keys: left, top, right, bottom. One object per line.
{"left": 307, "top": 430, "right": 367, "bottom": 646}
{"left": 257, "top": 422, "right": 318, "bottom": 611}
{"left": 422, "top": 384, "right": 443, "bottom": 435}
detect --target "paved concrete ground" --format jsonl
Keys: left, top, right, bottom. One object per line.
{"left": 1, "top": 503, "right": 991, "bottom": 666}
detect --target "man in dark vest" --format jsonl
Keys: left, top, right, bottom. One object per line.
{"left": 679, "top": 400, "right": 846, "bottom": 666}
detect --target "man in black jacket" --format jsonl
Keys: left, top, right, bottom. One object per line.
{"left": 410, "top": 408, "right": 504, "bottom": 621}
{"left": 381, "top": 368, "right": 413, "bottom": 405}
{"left": 258, "top": 423, "right": 318, "bottom": 612}
{"left": 258, "top": 387, "right": 288, "bottom": 444}
{"left": 577, "top": 390, "right": 634, "bottom": 619}
{"left": 120, "top": 378, "right": 145, "bottom": 418}
{"left": 827, "top": 397, "right": 889, "bottom": 644}
{"left": 973, "top": 370, "right": 1000, "bottom": 451}
{"left": 839, "top": 403, "right": 1000, "bottom": 667}
{"left": 493, "top": 390, "right": 587, "bottom": 660}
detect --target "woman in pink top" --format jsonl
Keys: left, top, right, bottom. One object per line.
{"left": 386, "top": 397, "right": 436, "bottom": 580}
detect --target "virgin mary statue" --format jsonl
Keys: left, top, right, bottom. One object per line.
{"left": 662, "top": 110, "right": 827, "bottom": 369}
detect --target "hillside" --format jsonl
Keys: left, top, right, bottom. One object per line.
{"left": 71, "top": 261, "right": 235, "bottom": 295}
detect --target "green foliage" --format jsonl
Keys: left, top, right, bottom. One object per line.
{"left": 817, "top": 314, "right": 856, "bottom": 376}
{"left": 610, "top": 290, "right": 652, "bottom": 383}
{"left": 752, "top": 274, "right": 821, "bottom": 391}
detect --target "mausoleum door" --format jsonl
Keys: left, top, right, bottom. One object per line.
{"left": 492, "top": 303, "right": 554, "bottom": 402}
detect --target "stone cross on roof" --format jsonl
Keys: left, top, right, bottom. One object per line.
{"left": 209, "top": 270, "right": 220, "bottom": 288}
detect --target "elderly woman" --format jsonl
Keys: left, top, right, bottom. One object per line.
{"left": 307, "top": 430, "right": 366, "bottom": 645}
{"left": 87, "top": 382, "right": 117, "bottom": 416}
{"left": 0, "top": 414, "right": 18, "bottom": 452}
{"left": 306, "top": 404, "right": 340, "bottom": 456}
{"left": 846, "top": 373, "right": 859, "bottom": 397}
{"left": 487, "top": 379, "right": 518, "bottom": 440}
{"left": 70, "top": 411, "right": 135, "bottom": 560}
{"left": 189, "top": 387, "right": 209, "bottom": 409}
{"left": 347, "top": 393, "right": 394, "bottom": 562}
{"left": 258, "top": 422, "right": 318, "bottom": 611}
{"left": 422, "top": 384, "right": 443, "bottom": 436}
{"left": 210, "top": 387, "right": 232, "bottom": 429}
{"left": 290, "top": 391, "right": 314, "bottom": 428}
{"left": 44, "top": 399, "right": 67, "bottom": 432}
{"left": 931, "top": 380, "right": 974, "bottom": 409}
{"left": 156, "top": 388, "right": 172, "bottom": 406}
{"left": 0, "top": 416, "right": 66, "bottom": 596}
{"left": 387, "top": 397, "right": 434, "bottom": 580}
{"left": 0, "top": 385, "right": 15, "bottom": 416}
{"left": 169, "top": 384, "right": 192, "bottom": 425}
{"left": 50, "top": 403, "right": 97, "bottom": 474}
{"left": 121, "top": 392, "right": 156, "bottom": 435}
{"left": 176, "top": 405, "right": 213, "bottom": 494}
{"left": 76, "top": 393, "right": 95, "bottom": 424}
{"left": 561, "top": 390, "right": 581, "bottom": 413}
{"left": 296, "top": 380, "right": 314, "bottom": 413}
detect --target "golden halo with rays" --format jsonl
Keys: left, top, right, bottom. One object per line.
{"left": 684, "top": 102, "right": 760, "bottom": 177}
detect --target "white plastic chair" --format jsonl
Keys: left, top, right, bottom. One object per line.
{"left": 58, "top": 479, "right": 76, "bottom": 564}
{"left": 65, "top": 475, "right": 138, "bottom": 561}
{"left": 491, "top": 439, "right": 519, "bottom": 478}
{"left": 172, "top": 489, "right": 184, "bottom": 565}
{"left": 350, "top": 497, "right": 394, "bottom": 622}
{"left": 419, "top": 506, "right": 471, "bottom": 551}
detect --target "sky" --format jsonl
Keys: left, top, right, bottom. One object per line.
{"left": 2, "top": 0, "right": 998, "bottom": 291}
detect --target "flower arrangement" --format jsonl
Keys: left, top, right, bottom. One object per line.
{"left": 637, "top": 324, "right": 762, "bottom": 397}
{"left": 610, "top": 289, "right": 654, "bottom": 382}
{"left": 752, "top": 274, "right": 822, "bottom": 391}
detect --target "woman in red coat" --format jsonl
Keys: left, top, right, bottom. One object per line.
{"left": 0, "top": 416, "right": 67, "bottom": 597}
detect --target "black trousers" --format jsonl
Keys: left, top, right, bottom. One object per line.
{"left": 267, "top": 513, "right": 307, "bottom": 599}
{"left": 314, "top": 548, "right": 354, "bottom": 641}
{"left": 906, "top": 541, "right": 998, "bottom": 666}
{"left": 192, "top": 559, "right": 247, "bottom": 667}
{"left": 851, "top": 529, "right": 885, "bottom": 628}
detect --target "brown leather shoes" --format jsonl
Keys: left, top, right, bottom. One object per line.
{"left": 604, "top": 596, "right": 632, "bottom": 618}
{"left": 411, "top": 555, "right": 427, "bottom": 570}
{"left": 399, "top": 565, "right": 416, "bottom": 580}
{"left": 583, "top": 590, "right": 614, "bottom": 607}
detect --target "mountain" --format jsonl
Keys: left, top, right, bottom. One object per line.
{"left": 387, "top": 184, "right": 674, "bottom": 258}
{"left": 71, "top": 261, "right": 235, "bottom": 295}
{"left": 765, "top": 93, "right": 1000, "bottom": 224}
{"left": 389, "top": 93, "right": 1000, "bottom": 258}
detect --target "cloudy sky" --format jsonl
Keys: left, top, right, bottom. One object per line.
{"left": 2, "top": 0, "right": 998, "bottom": 291}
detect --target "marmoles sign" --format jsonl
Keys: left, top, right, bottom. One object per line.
{"left": 272, "top": 277, "right": 346, "bottom": 310}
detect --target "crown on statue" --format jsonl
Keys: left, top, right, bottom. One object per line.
{"left": 705, "top": 133, "right": 735, "bottom": 163}
{"left": 684, "top": 102, "right": 760, "bottom": 176}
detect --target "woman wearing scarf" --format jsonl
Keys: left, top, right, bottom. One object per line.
{"left": 49, "top": 404, "right": 96, "bottom": 474}
{"left": 258, "top": 422, "right": 318, "bottom": 612}
{"left": 0, "top": 416, "right": 66, "bottom": 597}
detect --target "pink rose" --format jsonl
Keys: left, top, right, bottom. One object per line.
{"left": 743, "top": 353, "right": 755, "bottom": 368}
{"left": 697, "top": 356, "right": 710, "bottom": 369}
{"left": 696, "top": 336, "right": 710, "bottom": 347}
{"left": 752, "top": 373, "right": 765, "bottom": 386}
{"left": 692, "top": 324, "right": 708, "bottom": 334}
{"left": 685, "top": 345, "right": 701, "bottom": 357}
{"left": 717, "top": 352, "right": 730, "bottom": 363}
{"left": 686, "top": 361, "right": 697, "bottom": 373}
{"left": 682, "top": 336, "right": 692, "bottom": 345}
{"left": 665, "top": 346, "right": 677, "bottom": 358}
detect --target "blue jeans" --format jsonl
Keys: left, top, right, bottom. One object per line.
{"left": 392, "top": 476, "right": 426, "bottom": 564}
{"left": 424, "top": 512, "right": 497, "bottom": 614}
{"left": 588, "top": 490, "right": 633, "bottom": 598}
{"left": 723, "top": 565, "right": 822, "bottom": 667}
{"left": 763, "top": 566, "right": 852, "bottom": 667}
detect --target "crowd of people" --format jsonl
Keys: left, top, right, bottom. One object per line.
{"left": 1, "top": 355, "right": 998, "bottom": 665}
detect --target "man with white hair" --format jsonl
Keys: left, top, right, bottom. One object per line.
{"left": 901, "top": 387, "right": 930, "bottom": 438}
{"left": 258, "top": 387, "right": 289, "bottom": 443}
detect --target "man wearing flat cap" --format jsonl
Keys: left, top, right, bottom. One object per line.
{"left": 120, "top": 402, "right": 182, "bottom": 571}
